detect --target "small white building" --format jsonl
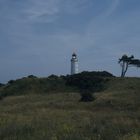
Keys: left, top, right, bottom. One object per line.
{"left": 71, "top": 53, "right": 78, "bottom": 75}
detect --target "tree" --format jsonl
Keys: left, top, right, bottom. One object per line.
{"left": 119, "top": 54, "right": 140, "bottom": 77}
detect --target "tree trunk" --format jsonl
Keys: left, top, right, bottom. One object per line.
{"left": 121, "top": 62, "right": 128, "bottom": 77}
{"left": 121, "top": 61, "right": 125, "bottom": 77}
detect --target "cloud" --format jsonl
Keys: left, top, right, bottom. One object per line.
{"left": 0, "top": 0, "right": 92, "bottom": 23}
{"left": 105, "top": 0, "right": 120, "bottom": 17}
{"left": 23, "top": 0, "right": 59, "bottom": 22}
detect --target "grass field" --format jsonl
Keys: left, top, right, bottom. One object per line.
{"left": 0, "top": 77, "right": 140, "bottom": 140}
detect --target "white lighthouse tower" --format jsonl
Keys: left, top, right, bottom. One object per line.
{"left": 71, "top": 53, "right": 78, "bottom": 75}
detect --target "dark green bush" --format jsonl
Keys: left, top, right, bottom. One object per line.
{"left": 28, "top": 75, "right": 37, "bottom": 78}
{"left": 66, "top": 71, "right": 112, "bottom": 102}
{"left": 80, "top": 90, "right": 95, "bottom": 102}
{"left": 8, "top": 80, "right": 15, "bottom": 84}
{"left": 0, "top": 83, "right": 5, "bottom": 87}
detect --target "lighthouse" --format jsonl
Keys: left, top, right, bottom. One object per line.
{"left": 71, "top": 53, "right": 78, "bottom": 75}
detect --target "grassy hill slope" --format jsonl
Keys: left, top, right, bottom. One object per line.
{"left": 0, "top": 77, "right": 140, "bottom": 140}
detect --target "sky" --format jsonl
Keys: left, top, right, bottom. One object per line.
{"left": 0, "top": 0, "right": 140, "bottom": 83}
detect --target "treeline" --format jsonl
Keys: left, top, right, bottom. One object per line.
{"left": 0, "top": 71, "right": 114, "bottom": 101}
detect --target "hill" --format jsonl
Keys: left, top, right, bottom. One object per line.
{"left": 0, "top": 73, "right": 140, "bottom": 140}
{"left": 0, "top": 71, "right": 113, "bottom": 98}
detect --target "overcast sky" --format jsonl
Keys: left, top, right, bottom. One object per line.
{"left": 0, "top": 0, "right": 140, "bottom": 83}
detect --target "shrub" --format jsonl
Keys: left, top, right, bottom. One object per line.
{"left": 28, "top": 75, "right": 37, "bottom": 78}
{"left": 8, "top": 80, "right": 15, "bottom": 84}
{"left": 65, "top": 71, "right": 110, "bottom": 102}
{"left": 0, "top": 83, "right": 5, "bottom": 87}
{"left": 80, "top": 90, "right": 95, "bottom": 102}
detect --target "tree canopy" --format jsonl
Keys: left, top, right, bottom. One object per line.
{"left": 119, "top": 54, "right": 140, "bottom": 77}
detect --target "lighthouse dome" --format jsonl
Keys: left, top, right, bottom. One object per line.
{"left": 72, "top": 53, "right": 77, "bottom": 57}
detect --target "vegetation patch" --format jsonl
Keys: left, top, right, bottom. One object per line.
{"left": 0, "top": 72, "right": 140, "bottom": 139}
